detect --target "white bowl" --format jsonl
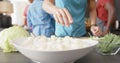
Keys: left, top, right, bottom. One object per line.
{"left": 11, "top": 37, "right": 98, "bottom": 63}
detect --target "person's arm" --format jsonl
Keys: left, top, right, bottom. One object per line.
{"left": 88, "top": 0, "right": 97, "bottom": 25}
{"left": 89, "top": 0, "right": 103, "bottom": 36}
{"left": 42, "top": 0, "right": 73, "bottom": 27}
{"left": 42, "top": 0, "right": 56, "bottom": 14}
{"left": 104, "top": 1, "right": 115, "bottom": 35}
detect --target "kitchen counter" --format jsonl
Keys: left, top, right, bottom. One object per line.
{"left": 0, "top": 49, "right": 120, "bottom": 63}
{"left": 0, "top": 28, "right": 120, "bottom": 63}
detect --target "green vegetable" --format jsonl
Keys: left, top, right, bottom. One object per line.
{"left": 97, "top": 33, "right": 120, "bottom": 53}
{"left": 0, "top": 26, "right": 30, "bottom": 52}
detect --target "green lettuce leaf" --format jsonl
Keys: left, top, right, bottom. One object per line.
{"left": 0, "top": 26, "right": 30, "bottom": 52}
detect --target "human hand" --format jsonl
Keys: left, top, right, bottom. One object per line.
{"left": 53, "top": 8, "right": 73, "bottom": 27}
{"left": 102, "top": 29, "right": 110, "bottom": 36}
{"left": 90, "top": 25, "right": 103, "bottom": 37}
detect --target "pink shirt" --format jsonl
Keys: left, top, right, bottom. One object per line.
{"left": 24, "top": 5, "right": 29, "bottom": 26}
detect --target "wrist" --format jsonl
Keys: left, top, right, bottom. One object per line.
{"left": 51, "top": 6, "right": 59, "bottom": 14}
{"left": 91, "top": 24, "right": 97, "bottom": 27}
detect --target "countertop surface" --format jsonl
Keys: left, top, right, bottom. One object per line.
{"left": 0, "top": 49, "right": 120, "bottom": 63}
{"left": 0, "top": 28, "right": 120, "bottom": 63}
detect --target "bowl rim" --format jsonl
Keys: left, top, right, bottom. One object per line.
{"left": 11, "top": 37, "right": 98, "bottom": 53}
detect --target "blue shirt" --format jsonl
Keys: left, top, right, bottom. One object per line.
{"left": 27, "top": 0, "right": 55, "bottom": 37}
{"left": 55, "top": 0, "right": 87, "bottom": 37}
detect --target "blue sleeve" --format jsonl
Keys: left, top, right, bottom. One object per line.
{"left": 27, "top": 8, "right": 32, "bottom": 28}
{"left": 50, "top": 14, "right": 54, "bottom": 19}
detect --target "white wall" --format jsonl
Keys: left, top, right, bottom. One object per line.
{"left": 10, "top": 0, "right": 29, "bottom": 26}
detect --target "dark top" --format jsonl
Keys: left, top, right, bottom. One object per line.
{"left": 114, "top": 0, "right": 120, "bottom": 21}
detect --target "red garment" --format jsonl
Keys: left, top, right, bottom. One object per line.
{"left": 24, "top": 5, "right": 29, "bottom": 26}
{"left": 96, "top": 0, "right": 114, "bottom": 22}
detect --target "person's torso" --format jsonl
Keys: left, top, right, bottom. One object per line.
{"left": 28, "top": 0, "right": 55, "bottom": 37}
{"left": 55, "top": 0, "right": 87, "bottom": 37}
{"left": 29, "top": 0, "right": 51, "bottom": 25}
{"left": 96, "top": 0, "right": 114, "bottom": 21}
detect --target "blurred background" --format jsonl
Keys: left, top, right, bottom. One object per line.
{"left": 0, "top": 0, "right": 120, "bottom": 31}
{"left": 0, "top": 0, "right": 30, "bottom": 28}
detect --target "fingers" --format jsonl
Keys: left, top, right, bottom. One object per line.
{"left": 95, "top": 30, "right": 103, "bottom": 36}
{"left": 53, "top": 8, "right": 73, "bottom": 27}
{"left": 59, "top": 9, "right": 68, "bottom": 26}
{"left": 53, "top": 14, "right": 60, "bottom": 24}
{"left": 91, "top": 26, "right": 103, "bottom": 37}
{"left": 63, "top": 8, "right": 73, "bottom": 24}
{"left": 56, "top": 10, "right": 64, "bottom": 25}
